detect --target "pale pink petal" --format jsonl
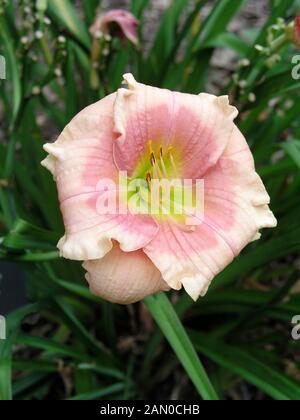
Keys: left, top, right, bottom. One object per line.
{"left": 83, "top": 244, "right": 169, "bottom": 305}
{"left": 42, "top": 94, "right": 158, "bottom": 261}
{"left": 113, "top": 74, "right": 238, "bottom": 179}
{"left": 143, "top": 125, "right": 277, "bottom": 301}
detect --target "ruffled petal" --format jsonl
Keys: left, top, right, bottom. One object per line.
{"left": 42, "top": 94, "right": 158, "bottom": 261}
{"left": 83, "top": 244, "right": 169, "bottom": 305}
{"left": 113, "top": 74, "right": 238, "bottom": 179}
{"left": 144, "top": 125, "right": 277, "bottom": 301}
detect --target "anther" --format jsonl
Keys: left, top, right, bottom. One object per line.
{"left": 146, "top": 172, "right": 152, "bottom": 186}
{"left": 150, "top": 152, "right": 156, "bottom": 166}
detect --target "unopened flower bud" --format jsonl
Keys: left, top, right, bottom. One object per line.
{"left": 32, "top": 86, "right": 41, "bottom": 95}
{"left": 35, "top": 30, "right": 44, "bottom": 39}
{"left": 58, "top": 35, "right": 66, "bottom": 44}
{"left": 294, "top": 15, "right": 300, "bottom": 48}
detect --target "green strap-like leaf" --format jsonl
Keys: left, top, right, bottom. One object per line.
{"left": 190, "top": 331, "right": 300, "bottom": 400}
{"left": 0, "top": 304, "right": 40, "bottom": 401}
{"left": 67, "top": 383, "right": 125, "bottom": 401}
{"left": 145, "top": 293, "right": 219, "bottom": 400}
{"left": 47, "top": 0, "right": 90, "bottom": 49}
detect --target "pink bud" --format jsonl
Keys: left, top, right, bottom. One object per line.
{"left": 90, "top": 9, "right": 139, "bottom": 46}
{"left": 295, "top": 15, "right": 300, "bottom": 48}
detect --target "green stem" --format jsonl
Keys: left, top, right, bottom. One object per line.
{"left": 39, "top": 37, "right": 53, "bottom": 66}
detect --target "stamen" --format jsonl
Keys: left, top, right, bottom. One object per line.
{"left": 148, "top": 140, "right": 153, "bottom": 154}
{"left": 152, "top": 162, "right": 160, "bottom": 179}
{"left": 150, "top": 152, "right": 156, "bottom": 167}
{"left": 170, "top": 153, "right": 179, "bottom": 177}
{"left": 146, "top": 172, "right": 152, "bottom": 187}
{"left": 155, "top": 146, "right": 167, "bottom": 178}
{"left": 155, "top": 162, "right": 164, "bottom": 179}
{"left": 159, "top": 155, "right": 168, "bottom": 178}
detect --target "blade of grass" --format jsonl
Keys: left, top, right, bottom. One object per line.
{"left": 198, "top": 0, "right": 247, "bottom": 44}
{"left": 190, "top": 331, "right": 300, "bottom": 400}
{"left": 17, "top": 333, "right": 86, "bottom": 361}
{"left": 67, "top": 383, "right": 125, "bottom": 401}
{"left": 12, "top": 372, "right": 51, "bottom": 399}
{"left": 144, "top": 293, "right": 219, "bottom": 400}
{"left": 54, "top": 297, "right": 118, "bottom": 369}
{"left": 0, "top": 18, "right": 22, "bottom": 126}
{"left": 0, "top": 304, "right": 40, "bottom": 401}
{"left": 281, "top": 140, "right": 300, "bottom": 169}
{"left": 0, "top": 251, "right": 60, "bottom": 262}
{"left": 47, "top": 0, "right": 90, "bottom": 49}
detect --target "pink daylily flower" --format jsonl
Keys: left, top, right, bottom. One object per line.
{"left": 90, "top": 9, "right": 139, "bottom": 46}
{"left": 42, "top": 74, "right": 277, "bottom": 304}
